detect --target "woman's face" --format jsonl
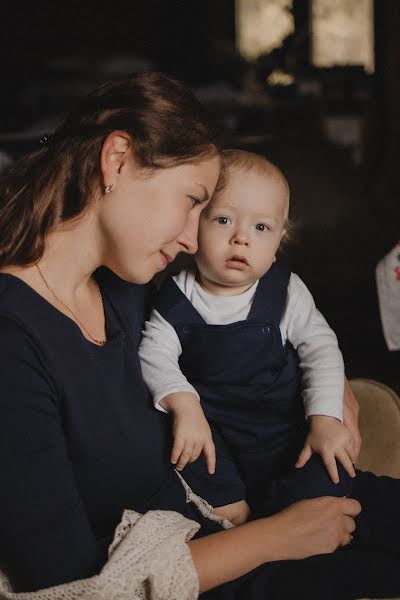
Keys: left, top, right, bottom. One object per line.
{"left": 99, "top": 154, "right": 220, "bottom": 283}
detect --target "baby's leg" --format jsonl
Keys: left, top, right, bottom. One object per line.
{"left": 252, "top": 453, "right": 354, "bottom": 518}
{"left": 212, "top": 500, "right": 251, "bottom": 526}
{"left": 351, "top": 469, "right": 400, "bottom": 553}
{"left": 182, "top": 424, "right": 249, "bottom": 524}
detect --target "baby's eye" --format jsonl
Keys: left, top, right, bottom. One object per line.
{"left": 256, "top": 223, "right": 270, "bottom": 232}
{"left": 216, "top": 217, "right": 231, "bottom": 225}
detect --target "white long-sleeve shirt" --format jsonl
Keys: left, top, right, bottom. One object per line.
{"left": 139, "top": 270, "right": 345, "bottom": 422}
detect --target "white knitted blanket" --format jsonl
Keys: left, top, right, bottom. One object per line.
{"left": 0, "top": 474, "right": 391, "bottom": 600}
{"left": 0, "top": 509, "right": 200, "bottom": 600}
{"left": 0, "top": 473, "right": 234, "bottom": 600}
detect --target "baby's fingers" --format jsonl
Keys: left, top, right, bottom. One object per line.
{"left": 295, "top": 443, "right": 312, "bottom": 468}
{"left": 171, "top": 437, "right": 185, "bottom": 466}
{"left": 175, "top": 442, "right": 194, "bottom": 471}
{"left": 346, "top": 439, "right": 357, "bottom": 465}
{"left": 322, "top": 454, "right": 340, "bottom": 484}
{"left": 203, "top": 438, "right": 216, "bottom": 475}
{"left": 337, "top": 449, "right": 356, "bottom": 479}
{"left": 189, "top": 442, "right": 203, "bottom": 464}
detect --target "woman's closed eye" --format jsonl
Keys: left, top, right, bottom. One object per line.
{"left": 189, "top": 195, "right": 202, "bottom": 208}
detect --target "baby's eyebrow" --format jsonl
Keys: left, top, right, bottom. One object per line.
{"left": 254, "top": 214, "right": 279, "bottom": 222}
{"left": 207, "top": 204, "right": 236, "bottom": 212}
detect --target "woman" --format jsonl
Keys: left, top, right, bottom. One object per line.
{"left": 0, "top": 72, "right": 398, "bottom": 600}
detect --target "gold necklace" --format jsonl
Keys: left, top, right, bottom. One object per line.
{"left": 36, "top": 263, "right": 107, "bottom": 346}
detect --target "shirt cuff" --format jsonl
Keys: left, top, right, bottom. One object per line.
{"left": 154, "top": 387, "right": 201, "bottom": 412}
{"left": 304, "top": 398, "right": 343, "bottom": 422}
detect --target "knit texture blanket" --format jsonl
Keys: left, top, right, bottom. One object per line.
{"left": 0, "top": 472, "right": 234, "bottom": 600}
{"left": 0, "top": 509, "right": 199, "bottom": 600}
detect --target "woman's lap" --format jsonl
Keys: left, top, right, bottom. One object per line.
{"left": 196, "top": 467, "right": 400, "bottom": 599}
{"left": 183, "top": 423, "right": 400, "bottom": 600}
{"left": 352, "top": 469, "right": 400, "bottom": 552}
{"left": 201, "top": 546, "right": 400, "bottom": 600}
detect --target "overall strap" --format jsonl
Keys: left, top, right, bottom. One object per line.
{"left": 248, "top": 262, "right": 291, "bottom": 324}
{"left": 154, "top": 276, "right": 206, "bottom": 327}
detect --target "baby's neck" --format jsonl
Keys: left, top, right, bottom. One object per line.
{"left": 195, "top": 274, "right": 257, "bottom": 297}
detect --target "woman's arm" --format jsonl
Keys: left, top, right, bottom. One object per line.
{"left": 343, "top": 377, "right": 362, "bottom": 461}
{"left": 0, "top": 318, "right": 103, "bottom": 591}
{"left": 188, "top": 495, "right": 361, "bottom": 593}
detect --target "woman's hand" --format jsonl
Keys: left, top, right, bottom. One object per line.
{"left": 189, "top": 496, "right": 361, "bottom": 592}
{"left": 160, "top": 392, "right": 216, "bottom": 474}
{"left": 295, "top": 415, "right": 356, "bottom": 483}
{"left": 265, "top": 496, "right": 361, "bottom": 560}
{"left": 343, "top": 377, "right": 362, "bottom": 461}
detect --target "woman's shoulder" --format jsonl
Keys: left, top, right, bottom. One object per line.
{"left": 0, "top": 289, "right": 49, "bottom": 393}
{"left": 0, "top": 270, "right": 23, "bottom": 299}
{"left": 0, "top": 274, "right": 49, "bottom": 362}
{"left": 0, "top": 272, "right": 35, "bottom": 325}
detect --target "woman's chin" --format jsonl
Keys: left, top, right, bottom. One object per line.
{"left": 105, "top": 263, "right": 154, "bottom": 285}
{"left": 104, "top": 253, "right": 167, "bottom": 284}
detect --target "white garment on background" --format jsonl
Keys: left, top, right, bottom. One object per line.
{"left": 376, "top": 242, "right": 400, "bottom": 351}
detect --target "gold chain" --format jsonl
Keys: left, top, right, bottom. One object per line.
{"left": 36, "top": 263, "right": 107, "bottom": 346}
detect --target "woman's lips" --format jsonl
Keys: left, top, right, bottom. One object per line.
{"left": 160, "top": 251, "right": 173, "bottom": 268}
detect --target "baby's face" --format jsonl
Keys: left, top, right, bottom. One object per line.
{"left": 195, "top": 169, "right": 288, "bottom": 295}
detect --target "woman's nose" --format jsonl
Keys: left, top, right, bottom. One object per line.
{"left": 177, "top": 214, "right": 199, "bottom": 254}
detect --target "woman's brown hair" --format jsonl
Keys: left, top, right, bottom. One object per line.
{"left": 0, "top": 72, "right": 220, "bottom": 268}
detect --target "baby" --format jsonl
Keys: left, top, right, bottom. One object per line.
{"left": 139, "top": 149, "right": 356, "bottom": 518}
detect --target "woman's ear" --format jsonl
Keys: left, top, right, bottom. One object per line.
{"left": 100, "top": 131, "right": 133, "bottom": 192}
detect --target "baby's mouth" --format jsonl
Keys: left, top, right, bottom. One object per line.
{"left": 226, "top": 255, "right": 249, "bottom": 266}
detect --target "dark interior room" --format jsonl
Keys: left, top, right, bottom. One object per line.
{"left": 0, "top": 0, "right": 398, "bottom": 391}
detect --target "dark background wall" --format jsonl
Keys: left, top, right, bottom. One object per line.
{"left": 0, "top": 0, "right": 398, "bottom": 390}
{"left": 0, "top": 1, "right": 232, "bottom": 82}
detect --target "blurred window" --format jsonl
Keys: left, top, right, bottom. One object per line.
{"left": 312, "top": 0, "right": 374, "bottom": 73}
{"left": 236, "top": 0, "right": 294, "bottom": 60}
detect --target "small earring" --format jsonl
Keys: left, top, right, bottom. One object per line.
{"left": 104, "top": 184, "right": 113, "bottom": 194}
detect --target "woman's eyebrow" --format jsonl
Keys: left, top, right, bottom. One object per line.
{"left": 194, "top": 183, "right": 209, "bottom": 203}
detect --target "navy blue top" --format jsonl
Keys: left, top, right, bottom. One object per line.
{"left": 0, "top": 268, "right": 186, "bottom": 592}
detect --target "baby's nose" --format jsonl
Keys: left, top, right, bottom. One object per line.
{"left": 233, "top": 232, "right": 249, "bottom": 245}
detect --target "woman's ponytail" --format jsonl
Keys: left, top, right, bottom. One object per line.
{"left": 0, "top": 147, "right": 65, "bottom": 267}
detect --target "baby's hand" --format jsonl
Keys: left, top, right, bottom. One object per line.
{"left": 295, "top": 415, "right": 356, "bottom": 484}
{"left": 161, "top": 392, "right": 216, "bottom": 474}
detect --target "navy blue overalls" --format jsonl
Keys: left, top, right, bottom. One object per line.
{"left": 155, "top": 263, "right": 352, "bottom": 514}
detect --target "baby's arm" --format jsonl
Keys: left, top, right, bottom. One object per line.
{"left": 283, "top": 274, "right": 355, "bottom": 483}
{"left": 139, "top": 309, "right": 215, "bottom": 473}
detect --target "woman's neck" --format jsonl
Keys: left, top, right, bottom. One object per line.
{"left": 41, "top": 212, "right": 103, "bottom": 294}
